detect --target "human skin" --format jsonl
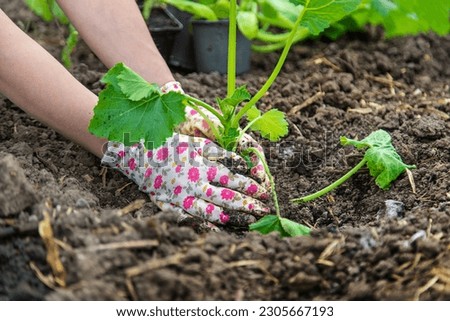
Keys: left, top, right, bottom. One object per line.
{"left": 0, "top": 0, "right": 174, "bottom": 157}
{"left": 0, "top": 2, "right": 268, "bottom": 220}
{"left": 56, "top": 0, "right": 174, "bottom": 85}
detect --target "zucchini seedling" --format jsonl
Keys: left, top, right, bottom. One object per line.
{"left": 89, "top": 0, "right": 362, "bottom": 237}
{"left": 291, "top": 129, "right": 416, "bottom": 204}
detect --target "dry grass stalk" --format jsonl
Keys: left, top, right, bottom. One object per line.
{"left": 39, "top": 205, "right": 66, "bottom": 287}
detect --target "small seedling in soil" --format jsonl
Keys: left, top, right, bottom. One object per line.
{"left": 89, "top": 0, "right": 362, "bottom": 237}
{"left": 291, "top": 129, "right": 416, "bottom": 204}
{"left": 25, "top": 0, "right": 79, "bottom": 68}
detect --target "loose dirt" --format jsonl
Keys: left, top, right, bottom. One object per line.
{"left": 1, "top": 1, "right": 449, "bottom": 300}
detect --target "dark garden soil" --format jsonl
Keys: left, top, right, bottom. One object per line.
{"left": 1, "top": 1, "right": 449, "bottom": 300}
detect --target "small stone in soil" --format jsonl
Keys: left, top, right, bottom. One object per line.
{"left": 384, "top": 200, "right": 405, "bottom": 219}
{"left": 359, "top": 233, "right": 377, "bottom": 250}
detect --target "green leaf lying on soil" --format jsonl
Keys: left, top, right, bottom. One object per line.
{"left": 341, "top": 129, "right": 416, "bottom": 189}
{"left": 249, "top": 215, "right": 311, "bottom": 237}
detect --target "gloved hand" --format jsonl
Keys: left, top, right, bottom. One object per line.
{"left": 161, "top": 81, "right": 270, "bottom": 189}
{"left": 102, "top": 134, "right": 270, "bottom": 227}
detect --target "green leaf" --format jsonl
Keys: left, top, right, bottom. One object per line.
{"left": 382, "top": 0, "right": 450, "bottom": 37}
{"left": 249, "top": 215, "right": 311, "bottom": 237}
{"left": 237, "top": 11, "right": 259, "bottom": 39}
{"left": 341, "top": 129, "right": 394, "bottom": 149}
{"left": 249, "top": 215, "right": 288, "bottom": 236}
{"left": 164, "top": 0, "right": 218, "bottom": 21}
{"left": 248, "top": 109, "right": 289, "bottom": 142}
{"left": 210, "top": 0, "right": 230, "bottom": 19}
{"left": 25, "top": 0, "right": 54, "bottom": 21}
{"left": 89, "top": 63, "right": 186, "bottom": 149}
{"left": 341, "top": 129, "right": 416, "bottom": 189}
{"left": 61, "top": 24, "right": 79, "bottom": 69}
{"left": 264, "top": 0, "right": 302, "bottom": 22}
{"left": 346, "top": 0, "right": 450, "bottom": 38}
{"left": 246, "top": 105, "right": 261, "bottom": 120}
{"left": 222, "top": 86, "right": 252, "bottom": 107}
{"left": 280, "top": 218, "right": 311, "bottom": 236}
{"left": 220, "top": 127, "right": 241, "bottom": 150}
{"left": 25, "top": 0, "right": 70, "bottom": 24}
{"left": 217, "top": 86, "right": 251, "bottom": 118}
{"left": 291, "top": 0, "right": 362, "bottom": 35}
{"left": 50, "top": 1, "right": 70, "bottom": 24}
{"left": 259, "top": 0, "right": 300, "bottom": 29}
{"left": 371, "top": 0, "right": 398, "bottom": 17}
{"left": 114, "top": 64, "right": 159, "bottom": 101}
{"left": 216, "top": 99, "right": 234, "bottom": 119}
{"left": 365, "top": 144, "right": 415, "bottom": 189}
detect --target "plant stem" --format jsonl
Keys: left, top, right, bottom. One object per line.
{"left": 291, "top": 158, "right": 367, "bottom": 203}
{"left": 252, "top": 29, "right": 309, "bottom": 53}
{"left": 61, "top": 24, "right": 79, "bottom": 69}
{"left": 185, "top": 96, "right": 224, "bottom": 122}
{"left": 232, "top": 116, "right": 262, "bottom": 152}
{"left": 257, "top": 13, "right": 295, "bottom": 30}
{"left": 233, "top": 5, "right": 307, "bottom": 126}
{"left": 227, "top": 0, "right": 237, "bottom": 98}
{"left": 187, "top": 103, "right": 222, "bottom": 142}
{"left": 142, "top": 0, "right": 154, "bottom": 20}
{"left": 246, "top": 147, "right": 281, "bottom": 218}
{"left": 255, "top": 29, "right": 295, "bottom": 43}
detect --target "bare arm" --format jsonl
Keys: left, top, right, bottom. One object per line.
{"left": 0, "top": 1, "right": 175, "bottom": 158}
{"left": 56, "top": 0, "right": 175, "bottom": 86}
{"left": 0, "top": 9, "right": 105, "bottom": 157}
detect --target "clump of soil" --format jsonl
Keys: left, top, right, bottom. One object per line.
{"left": 1, "top": 0, "right": 449, "bottom": 300}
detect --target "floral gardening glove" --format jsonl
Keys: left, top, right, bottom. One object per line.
{"left": 161, "top": 81, "right": 271, "bottom": 190}
{"left": 102, "top": 134, "right": 270, "bottom": 228}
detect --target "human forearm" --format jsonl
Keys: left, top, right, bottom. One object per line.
{"left": 0, "top": 10, "right": 105, "bottom": 157}
{"left": 56, "top": 0, "right": 174, "bottom": 86}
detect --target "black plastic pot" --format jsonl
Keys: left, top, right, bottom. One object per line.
{"left": 167, "top": 6, "right": 196, "bottom": 70}
{"left": 192, "top": 20, "right": 251, "bottom": 75}
{"left": 144, "top": 7, "right": 183, "bottom": 62}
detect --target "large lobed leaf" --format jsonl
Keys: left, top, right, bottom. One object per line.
{"left": 89, "top": 63, "right": 186, "bottom": 149}
{"left": 380, "top": 0, "right": 450, "bottom": 37}
{"left": 336, "top": 0, "right": 449, "bottom": 38}
{"left": 260, "top": 0, "right": 302, "bottom": 29}
{"left": 341, "top": 129, "right": 416, "bottom": 189}
{"left": 237, "top": 11, "right": 259, "bottom": 39}
{"left": 291, "top": 0, "right": 362, "bottom": 35}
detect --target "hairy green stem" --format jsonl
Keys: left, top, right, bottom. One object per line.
{"left": 142, "top": 0, "right": 154, "bottom": 20}
{"left": 227, "top": 0, "right": 237, "bottom": 98}
{"left": 291, "top": 158, "right": 367, "bottom": 203}
{"left": 246, "top": 147, "right": 281, "bottom": 218}
{"left": 232, "top": 116, "right": 262, "bottom": 152}
{"left": 255, "top": 30, "right": 291, "bottom": 42}
{"left": 186, "top": 103, "right": 222, "bottom": 142}
{"left": 61, "top": 24, "right": 79, "bottom": 68}
{"left": 185, "top": 96, "right": 224, "bottom": 123}
{"left": 257, "top": 13, "right": 295, "bottom": 30}
{"left": 253, "top": 29, "right": 310, "bottom": 53}
{"left": 233, "top": 5, "right": 307, "bottom": 126}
